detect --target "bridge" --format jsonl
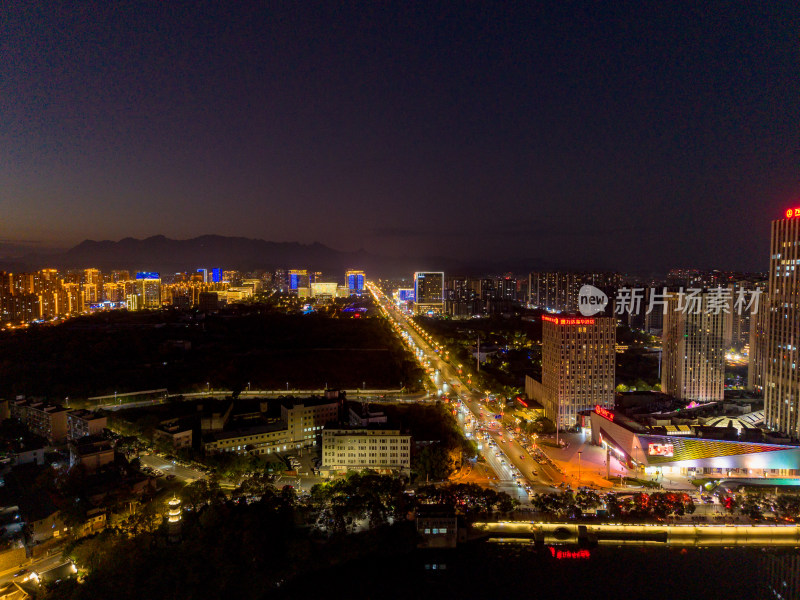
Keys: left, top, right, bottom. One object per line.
{"left": 472, "top": 521, "right": 800, "bottom": 546}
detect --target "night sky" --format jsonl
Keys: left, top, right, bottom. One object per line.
{"left": 1, "top": 2, "right": 798, "bottom": 272}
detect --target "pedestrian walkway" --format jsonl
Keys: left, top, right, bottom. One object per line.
{"left": 537, "top": 433, "right": 696, "bottom": 492}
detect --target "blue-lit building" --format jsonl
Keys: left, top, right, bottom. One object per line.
{"left": 197, "top": 268, "right": 222, "bottom": 283}
{"left": 397, "top": 288, "right": 415, "bottom": 303}
{"left": 346, "top": 270, "right": 365, "bottom": 295}
{"left": 288, "top": 270, "right": 309, "bottom": 293}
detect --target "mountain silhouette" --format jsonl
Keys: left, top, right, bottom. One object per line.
{"left": 0, "top": 235, "right": 530, "bottom": 277}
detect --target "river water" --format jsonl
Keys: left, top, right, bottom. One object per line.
{"left": 280, "top": 542, "right": 797, "bottom": 599}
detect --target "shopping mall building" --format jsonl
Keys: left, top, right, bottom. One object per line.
{"left": 588, "top": 405, "right": 800, "bottom": 478}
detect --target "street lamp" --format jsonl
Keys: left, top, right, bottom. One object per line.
{"left": 206, "top": 382, "right": 210, "bottom": 394}
{"left": 577, "top": 451, "right": 582, "bottom": 485}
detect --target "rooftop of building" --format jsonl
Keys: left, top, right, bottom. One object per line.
{"left": 279, "top": 395, "right": 342, "bottom": 410}
{"left": 13, "top": 399, "right": 68, "bottom": 414}
{"left": 595, "top": 403, "right": 797, "bottom": 446}
{"left": 70, "top": 435, "right": 114, "bottom": 456}
{"left": 204, "top": 419, "right": 288, "bottom": 442}
{"left": 67, "top": 408, "right": 105, "bottom": 421}
{"left": 322, "top": 425, "right": 406, "bottom": 435}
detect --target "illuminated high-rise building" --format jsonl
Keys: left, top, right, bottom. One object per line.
{"left": 103, "top": 282, "right": 126, "bottom": 302}
{"left": 413, "top": 272, "right": 444, "bottom": 315}
{"left": 764, "top": 208, "right": 800, "bottom": 437}
{"left": 84, "top": 268, "right": 101, "bottom": 286}
{"left": 110, "top": 270, "right": 130, "bottom": 282}
{"left": 288, "top": 270, "right": 309, "bottom": 293}
{"left": 14, "top": 273, "right": 34, "bottom": 296}
{"left": 661, "top": 291, "right": 726, "bottom": 402}
{"left": 135, "top": 272, "right": 162, "bottom": 308}
{"left": 82, "top": 283, "right": 99, "bottom": 310}
{"left": 63, "top": 283, "right": 82, "bottom": 314}
{"left": 539, "top": 315, "right": 616, "bottom": 429}
{"left": 346, "top": 270, "right": 365, "bottom": 295}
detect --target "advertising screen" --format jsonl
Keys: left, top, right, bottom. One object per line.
{"left": 648, "top": 443, "right": 674, "bottom": 457}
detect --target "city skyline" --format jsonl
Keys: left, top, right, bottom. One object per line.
{"left": 3, "top": 3, "right": 799, "bottom": 272}
{"left": 3, "top": 4, "right": 800, "bottom": 598}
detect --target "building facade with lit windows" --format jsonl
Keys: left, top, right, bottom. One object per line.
{"left": 11, "top": 400, "right": 69, "bottom": 444}
{"left": 765, "top": 208, "right": 800, "bottom": 437}
{"left": 204, "top": 397, "right": 341, "bottom": 456}
{"left": 413, "top": 272, "right": 444, "bottom": 315}
{"left": 320, "top": 426, "right": 412, "bottom": 475}
{"left": 537, "top": 315, "right": 615, "bottom": 430}
{"left": 67, "top": 409, "right": 107, "bottom": 441}
{"left": 346, "top": 270, "right": 365, "bottom": 295}
{"left": 661, "top": 291, "right": 726, "bottom": 403}
{"left": 135, "top": 272, "right": 162, "bottom": 308}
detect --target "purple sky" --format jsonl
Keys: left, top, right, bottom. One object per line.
{"left": 2, "top": 2, "right": 798, "bottom": 271}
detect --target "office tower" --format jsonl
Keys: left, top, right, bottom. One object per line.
{"left": 288, "top": 270, "right": 309, "bottom": 293}
{"left": 661, "top": 291, "right": 726, "bottom": 402}
{"left": 197, "top": 269, "right": 209, "bottom": 283}
{"left": 444, "top": 277, "right": 479, "bottom": 317}
{"left": 135, "top": 272, "right": 162, "bottom": 308}
{"left": 529, "top": 272, "right": 621, "bottom": 312}
{"left": 764, "top": 209, "right": 800, "bottom": 437}
{"left": 540, "top": 315, "right": 616, "bottom": 429}
{"left": 211, "top": 268, "right": 222, "bottom": 283}
{"left": 346, "top": 270, "right": 365, "bottom": 295}
{"left": 749, "top": 298, "right": 768, "bottom": 392}
{"left": 413, "top": 272, "right": 444, "bottom": 315}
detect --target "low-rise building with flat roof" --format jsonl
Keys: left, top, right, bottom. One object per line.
{"left": 11, "top": 400, "right": 68, "bottom": 444}
{"left": 69, "top": 435, "right": 115, "bottom": 473}
{"left": 320, "top": 426, "right": 411, "bottom": 476}
{"left": 154, "top": 419, "right": 193, "bottom": 450}
{"left": 67, "top": 409, "right": 107, "bottom": 441}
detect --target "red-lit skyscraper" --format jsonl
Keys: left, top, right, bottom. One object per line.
{"left": 764, "top": 208, "right": 800, "bottom": 437}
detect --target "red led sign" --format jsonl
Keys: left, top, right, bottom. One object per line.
{"left": 786, "top": 208, "right": 800, "bottom": 218}
{"left": 542, "top": 316, "right": 595, "bottom": 326}
{"left": 549, "top": 547, "right": 590, "bottom": 560}
{"left": 594, "top": 405, "right": 614, "bottom": 421}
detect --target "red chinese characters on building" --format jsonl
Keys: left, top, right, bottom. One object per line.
{"left": 786, "top": 207, "right": 800, "bottom": 218}
{"left": 542, "top": 315, "right": 596, "bottom": 326}
{"left": 594, "top": 405, "right": 614, "bottom": 421}
{"left": 549, "top": 547, "right": 591, "bottom": 560}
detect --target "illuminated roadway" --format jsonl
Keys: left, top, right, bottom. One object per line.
{"left": 368, "top": 282, "right": 564, "bottom": 502}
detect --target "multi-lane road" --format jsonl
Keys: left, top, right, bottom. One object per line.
{"left": 368, "top": 282, "right": 569, "bottom": 501}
